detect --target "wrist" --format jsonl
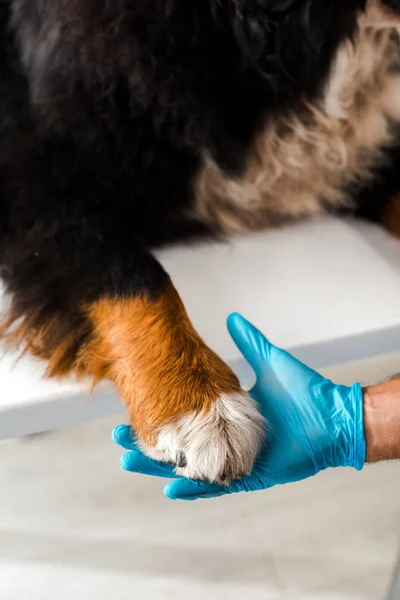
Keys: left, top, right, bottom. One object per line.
{"left": 323, "top": 382, "right": 365, "bottom": 471}
{"left": 363, "top": 378, "right": 400, "bottom": 462}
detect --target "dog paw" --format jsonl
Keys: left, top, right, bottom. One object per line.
{"left": 139, "top": 390, "right": 265, "bottom": 484}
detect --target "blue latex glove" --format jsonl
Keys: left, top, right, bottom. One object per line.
{"left": 112, "top": 313, "right": 366, "bottom": 500}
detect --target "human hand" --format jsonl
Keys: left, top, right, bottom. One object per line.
{"left": 112, "top": 313, "right": 366, "bottom": 500}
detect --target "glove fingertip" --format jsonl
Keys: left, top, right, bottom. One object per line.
{"left": 112, "top": 425, "right": 139, "bottom": 452}
{"left": 112, "top": 424, "right": 131, "bottom": 445}
{"left": 227, "top": 311, "right": 256, "bottom": 349}
{"left": 227, "top": 312, "right": 272, "bottom": 374}
{"left": 164, "top": 480, "right": 227, "bottom": 500}
{"left": 163, "top": 481, "right": 192, "bottom": 500}
{"left": 226, "top": 311, "right": 244, "bottom": 329}
{"left": 227, "top": 312, "right": 253, "bottom": 341}
{"left": 120, "top": 451, "right": 134, "bottom": 471}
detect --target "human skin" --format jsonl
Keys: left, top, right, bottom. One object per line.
{"left": 364, "top": 377, "right": 400, "bottom": 462}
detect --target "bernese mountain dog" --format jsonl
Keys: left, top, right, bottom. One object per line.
{"left": 1, "top": 0, "right": 399, "bottom": 482}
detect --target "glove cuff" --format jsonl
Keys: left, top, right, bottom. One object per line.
{"left": 352, "top": 382, "right": 366, "bottom": 471}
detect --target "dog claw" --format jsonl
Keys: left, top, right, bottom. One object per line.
{"left": 176, "top": 451, "right": 187, "bottom": 468}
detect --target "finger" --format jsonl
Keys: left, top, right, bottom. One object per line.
{"left": 227, "top": 313, "right": 274, "bottom": 376}
{"left": 228, "top": 313, "right": 322, "bottom": 384}
{"left": 112, "top": 425, "right": 140, "bottom": 452}
{"left": 164, "top": 479, "right": 227, "bottom": 500}
{"left": 120, "top": 451, "right": 177, "bottom": 479}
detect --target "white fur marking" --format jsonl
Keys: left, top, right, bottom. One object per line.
{"left": 141, "top": 392, "right": 266, "bottom": 484}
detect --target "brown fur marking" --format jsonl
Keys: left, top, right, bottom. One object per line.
{"left": 1, "top": 280, "right": 241, "bottom": 445}
{"left": 85, "top": 283, "right": 242, "bottom": 445}
{"left": 383, "top": 193, "right": 400, "bottom": 238}
{"left": 0, "top": 284, "right": 240, "bottom": 444}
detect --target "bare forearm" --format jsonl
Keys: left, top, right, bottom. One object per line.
{"left": 363, "top": 377, "right": 400, "bottom": 462}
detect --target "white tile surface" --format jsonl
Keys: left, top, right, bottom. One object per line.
{"left": 1, "top": 355, "right": 400, "bottom": 600}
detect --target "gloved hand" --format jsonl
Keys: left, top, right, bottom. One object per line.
{"left": 112, "top": 313, "right": 366, "bottom": 500}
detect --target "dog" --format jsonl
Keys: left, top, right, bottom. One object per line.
{"left": 1, "top": 0, "right": 400, "bottom": 483}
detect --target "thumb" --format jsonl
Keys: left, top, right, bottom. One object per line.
{"left": 227, "top": 313, "right": 274, "bottom": 377}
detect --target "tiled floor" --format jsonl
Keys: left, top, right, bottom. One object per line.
{"left": 1, "top": 354, "right": 400, "bottom": 600}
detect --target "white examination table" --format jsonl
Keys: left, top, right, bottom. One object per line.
{"left": 1, "top": 215, "right": 400, "bottom": 597}
{"left": 1, "top": 216, "right": 400, "bottom": 441}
